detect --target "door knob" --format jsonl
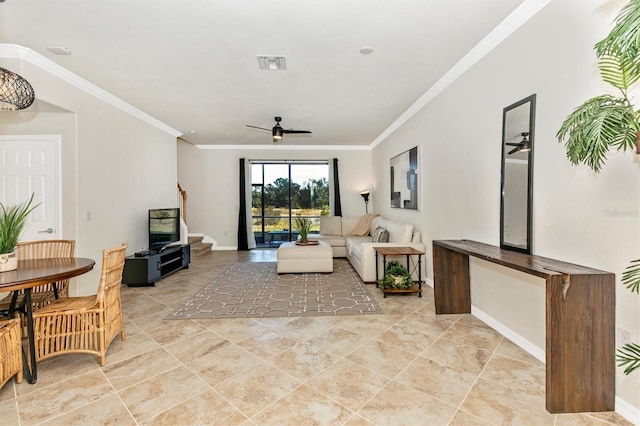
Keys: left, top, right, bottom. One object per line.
{"left": 38, "top": 228, "right": 54, "bottom": 234}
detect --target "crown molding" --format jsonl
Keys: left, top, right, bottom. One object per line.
{"left": 369, "top": 0, "right": 551, "bottom": 149}
{"left": 0, "top": 44, "right": 182, "bottom": 137}
{"left": 195, "top": 144, "right": 371, "bottom": 151}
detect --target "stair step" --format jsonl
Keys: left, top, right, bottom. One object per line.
{"left": 188, "top": 235, "right": 204, "bottom": 245}
{"left": 190, "top": 242, "right": 212, "bottom": 257}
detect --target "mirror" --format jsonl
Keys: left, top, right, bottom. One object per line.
{"left": 500, "top": 94, "right": 535, "bottom": 254}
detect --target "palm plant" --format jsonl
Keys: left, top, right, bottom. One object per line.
{"left": 557, "top": 0, "right": 640, "bottom": 172}
{"left": 618, "top": 260, "right": 640, "bottom": 374}
{"left": 557, "top": 0, "right": 640, "bottom": 375}
{"left": 0, "top": 193, "right": 40, "bottom": 254}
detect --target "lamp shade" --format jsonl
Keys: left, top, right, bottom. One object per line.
{"left": 0, "top": 67, "right": 35, "bottom": 111}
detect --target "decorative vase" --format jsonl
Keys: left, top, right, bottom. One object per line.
{"left": 0, "top": 251, "right": 17, "bottom": 272}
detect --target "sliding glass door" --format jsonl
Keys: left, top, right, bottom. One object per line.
{"left": 251, "top": 162, "right": 329, "bottom": 248}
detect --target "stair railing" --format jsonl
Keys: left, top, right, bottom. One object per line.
{"left": 177, "top": 183, "right": 187, "bottom": 224}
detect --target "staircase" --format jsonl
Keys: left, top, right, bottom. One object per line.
{"left": 178, "top": 182, "right": 213, "bottom": 257}
{"left": 188, "top": 235, "right": 213, "bottom": 257}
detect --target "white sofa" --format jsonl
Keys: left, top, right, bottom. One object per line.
{"left": 312, "top": 215, "right": 426, "bottom": 283}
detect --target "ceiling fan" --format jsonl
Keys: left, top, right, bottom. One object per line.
{"left": 506, "top": 132, "right": 531, "bottom": 155}
{"left": 246, "top": 116, "right": 312, "bottom": 143}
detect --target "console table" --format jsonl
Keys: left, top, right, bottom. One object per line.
{"left": 432, "top": 239, "right": 615, "bottom": 414}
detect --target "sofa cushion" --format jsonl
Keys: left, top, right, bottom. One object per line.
{"left": 346, "top": 236, "right": 371, "bottom": 261}
{"left": 371, "top": 226, "right": 389, "bottom": 243}
{"left": 341, "top": 217, "right": 361, "bottom": 236}
{"left": 312, "top": 234, "right": 346, "bottom": 247}
{"left": 376, "top": 218, "right": 413, "bottom": 243}
{"left": 319, "top": 216, "right": 342, "bottom": 236}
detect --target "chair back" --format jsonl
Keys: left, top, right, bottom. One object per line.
{"left": 95, "top": 243, "right": 127, "bottom": 349}
{"left": 96, "top": 243, "right": 128, "bottom": 305}
{"left": 15, "top": 240, "right": 76, "bottom": 297}
{"left": 15, "top": 239, "right": 76, "bottom": 260}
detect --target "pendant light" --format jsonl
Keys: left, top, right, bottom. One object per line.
{"left": 0, "top": 67, "right": 35, "bottom": 111}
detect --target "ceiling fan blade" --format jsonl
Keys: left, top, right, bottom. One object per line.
{"left": 282, "top": 130, "right": 312, "bottom": 134}
{"left": 508, "top": 146, "right": 520, "bottom": 155}
{"left": 505, "top": 143, "right": 519, "bottom": 146}
{"left": 246, "top": 124, "right": 271, "bottom": 132}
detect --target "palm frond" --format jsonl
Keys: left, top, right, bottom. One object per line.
{"left": 598, "top": 53, "right": 640, "bottom": 89}
{"left": 556, "top": 95, "right": 637, "bottom": 172}
{"left": 617, "top": 342, "right": 640, "bottom": 375}
{"left": 596, "top": 0, "right": 640, "bottom": 58}
{"left": 622, "top": 259, "right": 640, "bottom": 293}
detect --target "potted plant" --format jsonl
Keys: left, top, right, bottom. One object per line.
{"left": 294, "top": 217, "right": 311, "bottom": 244}
{"left": 0, "top": 193, "right": 40, "bottom": 272}
{"left": 556, "top": 0, "right": 640, "bottom": 375}
{"left": 382, "top": 261, "right": 413, "bottom": 290}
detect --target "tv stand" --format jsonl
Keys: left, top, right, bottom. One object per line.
{"left": 123, "top": 244, "right": 190, "bottom": 287}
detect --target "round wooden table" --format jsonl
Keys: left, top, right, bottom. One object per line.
{"left": 0, "top": 257, "right": 95, "bottom": 383}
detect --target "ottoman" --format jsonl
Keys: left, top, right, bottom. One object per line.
{"left": 277, "top": 241, "right": 333, "bottom": 274}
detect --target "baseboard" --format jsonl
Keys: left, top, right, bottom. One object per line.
{"left": 471, "top": 305, "right": 545, "bottom": 363}
{"left": 213, "top": 246, "right": 237, "bottom": 251}
{"left": 614, "top": 396, "right": 640, "bottom": 425}
{"left": 471, "top": 306, "right": 639, "bottom": 423}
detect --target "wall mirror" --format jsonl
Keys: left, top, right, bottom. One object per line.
{"left": 500, "top": 94, "right": 535, "bottom": 254}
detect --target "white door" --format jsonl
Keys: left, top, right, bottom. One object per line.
{"left": 0, "top": 135, "right": 60, "bottom": 241}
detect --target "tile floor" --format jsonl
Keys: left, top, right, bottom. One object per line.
{"left": 0, "top": 249, "right": 632, "bottom": 425}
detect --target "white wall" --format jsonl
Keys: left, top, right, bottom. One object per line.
{"left": 177, "top": 141, "right": 372, "bottom": 248}
{"left": 0, "top": 56, "right": 179, "bottom": 295}
{"left": 371, "top": 0, "right": 639, "bottom": 415}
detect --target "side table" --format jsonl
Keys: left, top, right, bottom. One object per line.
{"left": 374, "top": 246, "right": 424, "bottom": 298}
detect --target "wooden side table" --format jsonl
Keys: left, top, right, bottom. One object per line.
{"left": 374, "top": 246, "right": 424, "bottom": 297}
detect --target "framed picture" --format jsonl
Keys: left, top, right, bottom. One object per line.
{"left": 390, "top": 146, "right": 418, "bottom": 210}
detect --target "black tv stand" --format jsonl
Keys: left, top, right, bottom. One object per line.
{"left": 123, "top": 244, "right": 190, "bottom": 287}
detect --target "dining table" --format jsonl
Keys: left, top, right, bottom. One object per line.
{"left": 0, "top": 257, "right": 95, "bottom": 384}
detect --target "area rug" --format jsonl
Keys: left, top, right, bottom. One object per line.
{"left": 167, "top": 259, "right": 381, "bottom": 319}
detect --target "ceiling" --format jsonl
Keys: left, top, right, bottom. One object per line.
{"left": 1, "top": 0, "right": 528, "bottom": 147}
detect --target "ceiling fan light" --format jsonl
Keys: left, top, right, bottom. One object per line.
{"left": 0, "top": 67, "right": 35, "bottom": 111}
{"left": 272, "top": 127, "right": 283, "bottom": 139}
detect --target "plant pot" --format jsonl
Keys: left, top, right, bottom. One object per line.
{"left": 0, "top": 251, "right": 17, "bottom": 273}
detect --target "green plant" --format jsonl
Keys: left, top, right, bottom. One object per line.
{"left": 383, "top": 261, "right": 413, "bottom": 290}
{"left": 557, "top": 0, "right": 640, "bottom": 376}
{"left": 556, "top": 0, "right": 640, "bottom": 173}
{"left": 617, "top": 260, "right": 640, "bottom": 374}
{"left": 0, "top": 193, "right": 40, "bottom": 254}
{"left": 294, "top": 217, "right": 311, "bottom": 242}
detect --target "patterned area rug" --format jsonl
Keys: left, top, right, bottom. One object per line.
{"left": 168, "top": 259, "right": 381, "bottom": 319}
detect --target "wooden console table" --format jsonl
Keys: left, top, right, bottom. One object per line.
{"left": 432, "top": 239, "right": 615, "bottom": 414}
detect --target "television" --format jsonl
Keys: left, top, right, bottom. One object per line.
{"left": 149, "top": 208, "right": 181, "bottom": 250}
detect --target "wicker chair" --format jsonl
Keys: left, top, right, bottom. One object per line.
{"left": 0, "top": 240, "right": 76, "bottom": 312}
{"left": 32, "top": 243, "right": 127, "bottom": 366}
{"left": 0, "top": 318, "right": 23, "bottom": 388}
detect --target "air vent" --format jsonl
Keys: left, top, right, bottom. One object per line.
{"left": 257, "top": 56, "right": 287, "bottom": 70}
{"left": 47, "top": 45, "right": 72, "bottom": 55}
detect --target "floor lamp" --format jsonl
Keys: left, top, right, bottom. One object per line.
{"left": 360, "top": 191, "right": 370, "bottom": 214}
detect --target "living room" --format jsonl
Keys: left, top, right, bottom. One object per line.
{"left": 0, "top": 0, "right": 638, "bottom": 423}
